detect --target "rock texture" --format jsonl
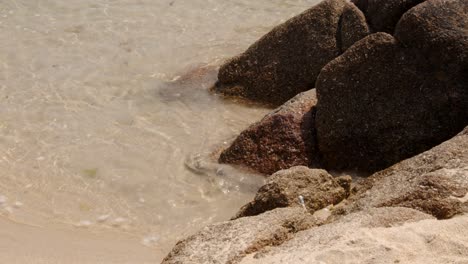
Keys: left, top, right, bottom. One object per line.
{"left": 395, "top": 0, "right": 468, "bottom": 122}
{"left": 352, "top": 0, "right": 426, "bottom": 33}
{"left": 234, "top": 167, "right": 349, "bottom": 218}
{"left": 240, "top": 208, "right": 467, "bottom": 264}
{"left": 348, "top": 126, "right": 468, "bottom": 219}
{"left": 161, "top": 208, "right": 317, "bottom": 264}
{"left": 163, "top": 207, "right": 446, "bottom": 264}
{"left": 315, "top": 30, "right": 467, "bottom": 173}
{"left": 340, "top": 3, "right": 370, "bottom": 51}
{"left": 214, "top": 0, "right": 369, "bottom": 106}
{"left": 219, "top": 90, "right": 318, "bottom": 175}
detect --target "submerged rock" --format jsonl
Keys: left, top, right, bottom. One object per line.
{"left": 162, "top": 207, "right": 317, "bottom": 264}
{"left": 315, "top": 30, "right": 467, "bottom": 173}
{"left": 219, "top": 89, "right": 318, "bottom": 175}
{"left": 214, "top": 0, "right": 369, "bottom": 106}
{"left": 349, "top": 127, "right": 468, "bottom": 219}
{"left": 352, "top": 0, "right": 426, "bottom": 33}
{"left": 234, "top": 167, "right": 349, "bottom": 218}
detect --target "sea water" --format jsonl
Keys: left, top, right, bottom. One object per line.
{"left": 0, "top": 0, "right": 319, "bottom": 260}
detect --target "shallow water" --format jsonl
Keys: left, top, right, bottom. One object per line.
{"left": 0, "top": 0, "right": 319, "bottom": 260}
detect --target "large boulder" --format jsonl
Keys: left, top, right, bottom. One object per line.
{"left": 234, "top": 167, "right": 350, "bottom": 218}
{"left": 213, "top": 0, "right": 369, "bottom": 106}
{"left": 162, "top": 207, "right": 317, "bottom": 264}
{"left": 394, "top": 0, "right": 468, "bottom": 121}
{"left": 352, "top": 0, "right": 426, "bottom": 33}
{"left": 219, "top": 90, "right": 318, "bottom": 175}
{"left": 315, "top": 31, "right": 467, "bottom": 172}
{"left": 347, "top": 127, "right": 468, "bottom": 219}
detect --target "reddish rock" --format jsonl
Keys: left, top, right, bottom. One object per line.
{"left": 219, "top": 89, "right": 317, "bottom": 175}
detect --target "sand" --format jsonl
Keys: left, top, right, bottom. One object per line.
{"left": 0, "top": 216, "right": 159, "bottom": 264}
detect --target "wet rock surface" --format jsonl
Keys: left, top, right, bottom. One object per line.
{"left": 234, "top": 167, "right": 349, "bottom": 218}
{"left": 219, "top": 90, "right": 318, "bottom": 175}
{"left": 214, "top": 0, "right": 369, "bottom": 106}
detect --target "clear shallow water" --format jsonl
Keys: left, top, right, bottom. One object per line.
{"left": 0, "top": 0, "right": 319, "bottom": 259}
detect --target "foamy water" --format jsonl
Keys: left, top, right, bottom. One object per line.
{"left": 0, "top": 0, "right": 319, "bottom": 260}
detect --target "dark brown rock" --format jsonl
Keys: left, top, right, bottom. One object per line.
{"left": 213, "top": 0, "right": 369, "bottom": 106}
{"left": 315, "top": 31, "right": 467, "bottom": 173}
{"left": 234, "top": 167, "right": 348, "bottom": 219}
{"left": 395, "top": 0, "right": 468, "bottom": 123}
{"left": 219, "top": 89, "right": 318, "bottom": 175}
{"left": 349, "top": 127, "right": 468, "bottom": 219}
{"left": 339, "top": 3, "right": 370, "bottom": 51}
{"left": 352, "top": 0, "right": 426, "bottom": 33}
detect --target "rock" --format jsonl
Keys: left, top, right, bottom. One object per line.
{"left": 165, "top": 207, "right": 444, "bottom": 264}
{"left": 239, "top": 208, "right": 468, "bottom": 264}
{"left": 349, "top": 127, "right": 468, "bottom": 219}
{"left": 162, "top": 207, "right": 318, "bottom": 264}
{"left": 213, "top": 0, "right": 369, "bottom": 106}
{"left": 352, "top": 0, "right": 426, "bottom": 33}
{"left": 339, "top": 3, "right": 370, "bottom": 51}
{"left": 219, "top": 90, "right": 318, "bottom": 175}
{"left": 315, "top": 31, "right": 467, "bottom": 173}
{"left": 394, "top": 0, "right": 468, "bottom": 122}
{"left": 234, "top": 167, "right": 348, "bottom": 218}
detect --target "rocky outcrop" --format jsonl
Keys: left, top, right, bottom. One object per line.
{"left": 347, "top": 127, "right": 468, "bottom": 219}
{"left": 213, "top": 0, "right": 369, "bottom": 106}
{"left": 239, "top": 208, "right": 466, "bottom": 264}
{"left": 164, "top": 129, "right": 468, "bottom": 263}
{"left": 163, "top": 207, "right": 444, "bottom": 264}
{"left": 161, "top": 207, "right": 318, "bottom": 264}
{"left": 315, "top": 29, "right": 467, "bottom": 173}
{"left": 352, "top": 0, "right": 426, "bottom": 33}
{"left": 234, "top": 167, "right": 349, "bottom": 218}
{"left": 219, "top": 90, "right": 318, "bottom": 175}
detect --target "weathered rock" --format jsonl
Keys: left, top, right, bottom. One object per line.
{"left": 219, "top": 90, "right": 318, "bottom": 175}
{"left": 349, "top": 127, "right": 468, "bottom": 219}
{"left": 352, "top": 0, "right": 426, "bottom": 33}
{"left": 239, "top": 208, "right": 468, "bottom": 264}
{"left": 234, "top": 167, "right": 348, "bottom": 218}
{"left": 213, "top": 0, "right": 369, "bottom": 106}
{"left": 395, "top": 0, "right": 468, "bottom": 122}
{"left": 162, "top": 207, "right": 318, "bottom": 264}
{"left": 165, "top": 207, "right": 445, "bottom": 264}
{"left": 315, "top": 31, "right": 467, "bottom": 173}
{"left": 339, "top": 3, "right": 370, "bottom": 51}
